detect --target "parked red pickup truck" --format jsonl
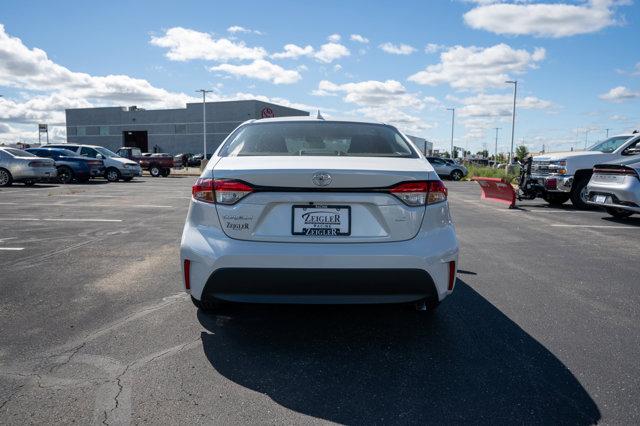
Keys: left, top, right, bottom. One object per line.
{"left": 116, "top": 147, "right": 173, "bottom": 177}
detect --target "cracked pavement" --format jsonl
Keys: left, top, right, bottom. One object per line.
{"left": 1, "top": 179, "right": 639, "bottom": 424}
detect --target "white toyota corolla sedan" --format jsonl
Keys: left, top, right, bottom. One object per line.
{"left": 180, "top": 117, "right": 459, "bottom": 312}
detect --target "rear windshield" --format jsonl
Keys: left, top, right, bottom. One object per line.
{"left": 3, "top": 148, "right": 36, "bottom": 157}
{"left": 219, "top": 122, "right": 417, "bottom": 158}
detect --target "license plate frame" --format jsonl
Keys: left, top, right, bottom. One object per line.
{"left": 292, "top": 205, "right": 351, "bottom": 236}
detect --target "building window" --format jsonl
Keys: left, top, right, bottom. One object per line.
{"left": 67, "top": 127, "right": 77, "bottom": 136}
{"left": 175, "top": 124, "right": 186, "bottom": 134}
{"left": 77, "top": 126, "right": 86, "bottom": 136}
{"left": 99, "top": 126, "right": 109, "bottom": 136}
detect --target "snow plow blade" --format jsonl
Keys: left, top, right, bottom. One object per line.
{"left": 473, "top": 177, "right": 516, "bottom": 209}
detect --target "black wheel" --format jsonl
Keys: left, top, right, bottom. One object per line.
{"left": 0, "top": 168, "right": 13, "bottom": 187}
{"left": 570, "top": 177, "right": 591, "bottom": 209}
{"left": 191, "top": 295, "right": 223, "bottom": 312}
{"left": 105, "top": 167, "right": 121, "bottom": 182}
{"left": 543, "top": 192, "right": 570, "bottom": 206}
{"left": 605, "top": 207, "right": 634, "bottom": 219}
{"left": 450, "top": 169, "right": 463, "bottom": 181}
{"left": 23, "top": 180, "right": 36, "bottom": 186}
{"left": 160, "top": 168, "right": 170, "bottom": 177}
{"left": 57, "top": 166, "right": 74, "bottom": 184}
{"left": 149, "top": 165, "right": 161, "bottom": 177}
{"left": 122, "top": 177, "right": 133, "bottom": 182}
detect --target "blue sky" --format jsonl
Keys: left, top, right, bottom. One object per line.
{"left": 0, "top": 0, "right": 639, "bottom": 153}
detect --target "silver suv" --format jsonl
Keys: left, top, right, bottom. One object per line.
{"left": 426, "top": 157, "right": 468, "bottom": 181}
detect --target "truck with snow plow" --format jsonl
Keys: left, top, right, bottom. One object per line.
{"left": 526, "top": 132, "right": 640, "bottom": 208}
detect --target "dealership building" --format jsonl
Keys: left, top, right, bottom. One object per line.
{"left": 65, "top": 100, "right": 309, "bottom": 155}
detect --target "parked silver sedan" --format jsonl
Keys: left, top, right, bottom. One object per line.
{"left": 587, "top": 158, "right": 640, "bottom": 218}
{"left": 426, "top": 157, "right": 468, "bottom": 181}
{"left": 0, "top": 147, "right": 57, "bottom": 186}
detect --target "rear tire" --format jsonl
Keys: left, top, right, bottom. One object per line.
{"left": 149, "top": 165, "right": 161, "bottom": 177}
{"left": 105, "top": 167, "right": 120, "bottom": 182}
{"left": 57, "top": 166, "right": 74, "bottom": 184}
{"left": 0, "top": 168, "right": 13, "bottom": 187}
{"left": 543, "top": 192, "right": 570, "bottom": 206}
{"left": 0, "top": 168, "right": 13, "bottom": 186}
{"left": 160, "top": 168, "right": 170, "bottom": 177}
{"left": 570, "top": 177, "right": 591, "bottom": 209}
{"left": 605, "top": 207, "right": 634, "bottom": 219}
{"left": 450, "top": 170, "right": 463, "bottom": 181}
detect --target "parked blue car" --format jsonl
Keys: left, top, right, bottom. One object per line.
{"left": 25, "top": 148, "right": 105, "bottom": 183}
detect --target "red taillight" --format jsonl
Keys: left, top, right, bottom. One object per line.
{"left": 191, "top": 178, "right": 254, "bottom": 204}
{"left": 192, "top": 178, "right": 215, "bottom": 203}
{"left": 593, "top": 167, "right": 639, "bottom": 178}
{"left": 388, "top": 181, "right": 447, "bottom": 206}
{"left": 183, "top": 259, "right": 191, "bottom": 290}
{"left": 448, "top": 261, "right": 456, "bottom": 291}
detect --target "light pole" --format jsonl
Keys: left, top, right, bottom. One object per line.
{"left": 494, "top": 127, "right": 500, "bottom": 162}
{"left": 505, "top": 80, "right": 518, "bottom": 165}
{"left": 446, "top": 107, "right": 455, "bottom": 158}
{"left": 605, "top": 128, "right": 611, "bottom": 139}
{"left": 584, "top": 128, "right": 592, "bottom": 150}
{"left": 196, "top": 89, "right": 213, "bottom": 158}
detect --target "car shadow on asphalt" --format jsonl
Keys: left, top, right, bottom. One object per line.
{"left": 197, "top": 280, "right": 600, "bottom": 424}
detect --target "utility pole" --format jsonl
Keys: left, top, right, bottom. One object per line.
{"left": 584, "top": 128, "right": 593, "bottom": 150}
{"left": 505, "top": 80, "right": 518, "bottom": 164}
{"left": 196, "top": 89, "right": 213, "bottom": 159}
{"left": 446, "top": 108, "right": 455, "bottom": 158}
{"left": 494, "top": 127, "right": 500, "bottom": 161}
{"left": 605, "top": 128, "right": 611, "bottom": 139}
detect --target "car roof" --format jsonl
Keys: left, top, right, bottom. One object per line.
{"left": 250, "top": 116, "right": 387, "bottom": 126}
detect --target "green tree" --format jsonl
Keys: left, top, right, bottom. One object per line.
{"left": 452, "top": 148, "right": 459, "bottom": 159}
{"left": 515, "top": 145, "right": 529, "bottom": 161}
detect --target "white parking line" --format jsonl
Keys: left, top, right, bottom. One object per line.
{"left": 0, "top": 247, "right": 24, "bottom": 251}
{"left": 550, "top": 224, "right": 640, "bottom": 229}
{"left": 43, "top": 218, "right": 123, "bottom": 222}
{"left": 0, "top": 218, "right": 122, "bottom": 222}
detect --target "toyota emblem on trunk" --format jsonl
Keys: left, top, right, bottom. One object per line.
{"left": 312, "top": 172, "right": 332, "bottom": 187}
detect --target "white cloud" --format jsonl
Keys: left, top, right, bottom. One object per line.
{"left": 210, "top": 59, "right": 302, "bottom": 84}
{"left": 350, "top": 34, "right": 369, "bottom": 44}
{"left": 455, "top": 93, "right": 553, "bottom": 118}
{"left": 328, "top": 33, "right": 341, "bottom": 42}
{"left": 227, "top": 25, "right": 262, "bottom": 35}
{"left": 408, "top": 43, "right": 545, "bottom": 90}
{"left": 270, "top": 42, "right": 350, "bottom": 63}
{"left": 599, "top": 86, "right": 640, "bottom": 102}
{"left": 425, "top": 43, "right": 445, "bottom": 54}
{"left": 316, "top": 79, "right": 425, "bottom": 109}
{"left": 0, "top": 24, "right": 195, "bottom": 109}
{"left": 313, "top": 79, "right": 431, "bottom": 132}
{"left": 271, "top": 44, "right": 314, "bottom": 59}
{"left": 463, "top": 0, "right": 627, "bottom": 38}
{"left": 150, "top": 27, "right": 266, "bottom": 61}
{"left": 379, "top": 42, "right": 416, "bottom": 55}
{"left": 314, "top": 42, "right": 350, "bottom": 63}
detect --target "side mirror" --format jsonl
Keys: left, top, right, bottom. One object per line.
{"left": 96, "top": 154, "right": 103, "bottom": 159}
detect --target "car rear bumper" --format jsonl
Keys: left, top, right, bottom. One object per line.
{"left": 587, "top": 179, "right": 640, "bottom": 212}
{"left": 180, "top": 220, "right": 459, "bottom": 305}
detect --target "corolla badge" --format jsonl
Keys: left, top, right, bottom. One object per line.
{"left": 312, "top": 172, "right": 332, "bottom": 187}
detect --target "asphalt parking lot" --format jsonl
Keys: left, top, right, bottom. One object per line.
{"left": 1, "top": 178, "right": 639, "bottom": 424}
